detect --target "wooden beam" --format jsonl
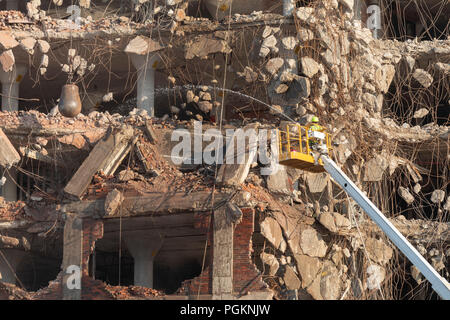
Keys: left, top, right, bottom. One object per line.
{"left": 64, "top": 127, "right": 135, "bottom": 198}
{"left": 0, "top": 128, "right": 20, "bottom": 168}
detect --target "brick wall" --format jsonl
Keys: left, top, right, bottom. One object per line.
{"left": 180, "top": 207, "right": 267, "bottom": 297}
{"left": 33, "top": 217, "right": 109, "bottom": 300}
{"left": 233, "top": 208, "right": 267, "bottom": 295}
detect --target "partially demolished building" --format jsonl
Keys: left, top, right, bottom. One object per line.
{"left": 0, "top": 0, "right": 448, "bottom": 300}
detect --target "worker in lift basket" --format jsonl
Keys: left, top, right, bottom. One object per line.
{"left": 307, "top": 116, "right": 328, "bottom": 163}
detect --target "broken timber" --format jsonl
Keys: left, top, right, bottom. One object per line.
{"left": 0, "top": 128, "right": 20, "bottom": 168}
{"left": 64, "top": 127, "right": 135, "bottom": 198}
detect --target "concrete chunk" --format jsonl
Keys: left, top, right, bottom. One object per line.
{"left": 283, "top": 265, "right": 301, "bottom": 290}
{"left": 301, "top": 228, "right": 328, "bottom": 258}
{"left": 0, "top": 128, "right": 20, "bottom": 168}
{"left": 398, "top": 187, "right": 414, "bottom": 205}
{"left": 0, "top": 50, "right": 15, "bottom": 73}
{"left": 300, "top": 57, "right": 320, "bottom": 78}
{"left": 260, "top": 217, "right": 284, "bottom": 251}
{"left": 431, "top": 190, "right": 445, "bottom": 204}
{"left": 412, "top": 69, "right": 433, "bottom": 88}
{"left": 0, "top": 31, "right": 19, "bottom": 50}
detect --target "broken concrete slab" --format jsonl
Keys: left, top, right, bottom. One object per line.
{"left": 0, "top": 128, "right": 20, "bottom": 168}
{"left": 216, "top": 124, "right": 258, "bottom": 187}
{"left": 305, "top": 172, "right": 329, "bottom": 193}
{"left": 260, "top": 217, "right": 285, "bottom": 251}
{"left": 266, "top": 165, "right": 291, "bottom": 195}
{"left": 300, "top": 228, "right": 328, "bottom": 258}
{"left": 319, "top": 261, "right": 342, "bottom": 300}
{"left": 64, "top": 127, "right": 135, "bottom": 198}
{"left": 363, "top": 154, "right": 388, "bottom": 182}
{"left": 0, "top": 50, "right": 15, "bottom": 73}
{"left": 260, "top": 252, "right": 279, "bottom": 276}
{"left": 318, "top": 212, "right": 351, "bottom": 233}
{"left": 124, "top": 36, "right": 164, "bottom": 56}
{"left": 294, "top": 254, "right": 322, "bottom": 289}
{"left": 0, "top": 31, "right": 19, "bottom": 50}
{"left": 185, "top": 36, "right": 232, "bottom": 60}
{"left": 283, "top": 265, "right": 301, "bottom": 291}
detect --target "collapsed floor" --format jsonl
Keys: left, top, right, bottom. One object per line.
{"left": 0, "top": 0, "right": 449, "bottom": 300}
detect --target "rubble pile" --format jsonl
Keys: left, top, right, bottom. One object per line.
{"left": 0, "top": 0, "right": 448, "bottom": 301}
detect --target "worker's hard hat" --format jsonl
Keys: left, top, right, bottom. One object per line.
{"left": 311, "top": 116, "right": 319, "bottom": 123}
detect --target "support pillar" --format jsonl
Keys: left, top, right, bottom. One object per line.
{"left": 128, "top": 53, "right": 159, "bottom": 117}
{"left": 0, "top": 63, "right": 27, "bottom": 202}
{"left": 212, "top": 205, "right": 234, "bottom": 300}
{"left": 125, "top": 234, "right": 163, "bottom": 288}
{"left": 282, "top": 0, "right": 295, "bottom": 16}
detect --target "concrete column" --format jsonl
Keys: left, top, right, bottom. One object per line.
{"left": 353, "top": 0, "right": 363, "bottom": 21}
{"left": 1, "top": 168, "right": 17, "bottom": 202}
{"left": 283, "top": 0, "right": 295, "bottom": 16}
{"left": 128, "top": 53, "right": 159, "bottom": 117}
{"left": 125, "top": 234, "right": 163, "bottom": 288}
{"left": 0, "top": 250, "right": 25, "bottom": 285}
{"left": 0, "top": 64, "right": 27, "bottom": 202}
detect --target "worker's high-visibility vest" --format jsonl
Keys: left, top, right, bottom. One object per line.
{"left": 308, "top": 124, "right": 323, "bottom": 132}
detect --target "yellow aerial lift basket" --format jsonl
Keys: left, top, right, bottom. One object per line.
{"left": 277, "top": 123, "right": 332, "bottom": 173}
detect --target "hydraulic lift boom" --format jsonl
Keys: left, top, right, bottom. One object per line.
{"left": 319, "top": 154, "right": 450, "bottom": 300}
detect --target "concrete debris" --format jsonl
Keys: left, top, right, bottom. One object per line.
{"left": 305, "top": 172, "right": 328, "bottom": 193}
{"left": 431, "top": 190, "right": 445, "bottom": 204}
{"left": 124, "top": 36, "right": 163, "bottom": 55}
{"left": 319, "top": 262, "right": 341, "bottom": 300}
{"left": 0, "top": 0, "right": 447, "bottom": 301}
{"left": 104, "top": 189, "right": 124, "bottom": 216}
{"left": 260, "top": 35, "right": 278, "bottom": 57}
{"left": 364, "top": 238, "right": 393, "bottom": 265}
{"left": 318, "top": 212, "right": 351, "bottom": 233}
{"left": 294, "top": 254, "right": 322, "bottom": 288}
{"left": 413, "top": 183, "right": 421, "bottom": 194}
{"left": 398, "top": 187, "right": 415, "bottom": 205}
{"left": 300, "top": 228, "right": 328, "bottom": 258}
{"left": 266, "top": 166, "right": 290, "bottom": 195}
{"left": 0, "top": 128, "right": 20, "bottom": 168}
{"left": 413, "top": 108, "right": 429, "bottom": 118}
{"left": 237, "top": 66, "right": 258, "bottom": 83}
{"left": 300, "top": 57, "right": 320, "bottom": 78}
{"left": 410, "top": 265, "right": 423, "bottom": 285}
{"left": 260, "top": 252, "right": 279, "bottom": 276}
{"left": 0, "top": 50, "right": 15, "bottom": 73}
{"left": 412, "top": 69, "right": 433, "bottom": 88}
{"left": 363, "top": 154, "right": 389, "bottom": 182}
{"left": 266, "top": 58, "right": 284, "bottom": 76}
{"left": 296, "top": 7, "right": 316, "bottom": 24}
{"left": 19, "top": 37, "right": 36, "bottom": 54}
{"left": 0, "top": 31, "right": 19, "bottom": 50}
{"left": 366, "top": 264, "right": 385, "bottom": 290}
{"left": 444, "top": 197, "right": 450, "bottom": 212}
{"left": 185, "top": 36, "right": 231, "bottom": 59}
{"left": 283, "top": 265, "right": 301, "bottom": 290}
{"left": 260, "top": 217, "right": 285, "bottom": 252}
